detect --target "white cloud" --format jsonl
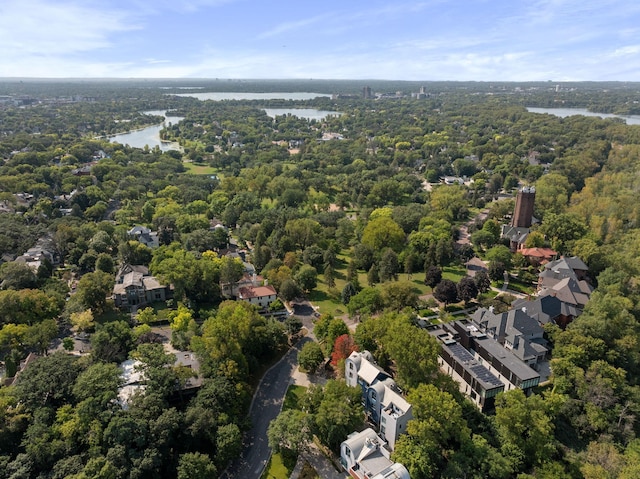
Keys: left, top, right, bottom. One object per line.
{"left": 0, "top": 0, "right": 138, "bottom": 57}
{"left": 613, "top": 45, "right": 640, "bottom": 57}
{"left": 258, "top": 13, "right": 333, "bottom": 39}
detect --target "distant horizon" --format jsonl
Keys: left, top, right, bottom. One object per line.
{"left": 2, "top": 1, "right": 640, "bottom": 81}
{"left": 1, "top": 78, "right": 639, "bottom": 84}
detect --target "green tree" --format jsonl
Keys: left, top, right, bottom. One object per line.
{"left": 485, "top": 245, "right": 513, "bottom": 270}
{"left": 0, "top": 262, "right": 38, "bottom": 290}
{"left": 267, "top": 409, "right": 312, "bottom": 455}
{"left": 474, "top": 270, "right": 491, "bottom": 293}
{"left": 313, "top": 380, "right": 363, "bottom": 449}
{"left": 540, "top": 212, "right": 588, "bottom": 253}
{"left": 74, "top": 271, "right": 113, "bottom": 315}
{"left": 298, "top": 342, "right": 325, "bottom": 373}
{"left": 72, "top": 362, "right": 122, "bottom": 406}
{"left": 379, "top": 248, "right": 399, "bottom": 282}
{"left": 424, "top": 266, "right": 442, "bottom": 289}
{"left": 295, "top": 265, "right": 318, "bottom": 293}
{"left": 177, "top": 452, "right": 217, "bottom": 479}
{"left": 70, "top": 309, "right": 94, "bottom": 332}
{"left": 323, "top": 263, "right": 336, "bottom": 289}
{"left": 393, "top": 384, "right": 471, "bottom": 479}
{"left": 15, "top": 352, "right": 82, "bottom": 410}
{"left": 457, "top": 277, "right": 479, "bottom": 305}
{"left": 25, "top": 319, "right": 58, "bottom": 355}
{"left": 361, "top": 217, "right": 406, "bottom": 253}
{"left": 341, "top": 282, "right": 357, "bottom": 305}
{"left": 433, "top": 279, "right": 458, "bottom": 306}
{"left": 348, "top": 287, "right": 384, "bottom": 316}
{"left": 383, "top": 313, "right": 440, "bottom": 390}
{"left": 494, "top": 389, "right": 557, "bottom": 471}
{"left": 383, "top": 281, "right": 418, "bottom": 311}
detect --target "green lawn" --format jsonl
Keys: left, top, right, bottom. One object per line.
{"left": 283, "top": 385, "right": 307, "bottom": 411}
{"left": 261, "top": 451, "right": 297, "bottom": 479}
{"left": 312, "top": 252, "right": 469, "bottom": 316}
{"left": 182, "top": 161, "right": 221, "bottom": 175}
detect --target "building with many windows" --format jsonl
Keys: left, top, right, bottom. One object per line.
{"left": 345, "top": 351, "right": 412, "bottom": 451}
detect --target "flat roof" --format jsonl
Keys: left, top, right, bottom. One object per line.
{"left": 475, "top": 336, "right": 540, "bottom": 382}
{"left": 445, "top": 342, "right": 504, "bottom": 390}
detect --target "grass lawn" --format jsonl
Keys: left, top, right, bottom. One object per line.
{"left": 312, "top": 252, "right": 469, "bottom": 316}
{"left": 182, "top": 161, "right": 221, "bottom": 175}
{"left": 261, "top": 451, "right": 297, "bottom": 479}
{"left": 95, "top": 306, "right": 130, "bottom": 325}
{"left": 441, "top": 265, "right": 467, "bottom": 283}
{"left": 505, "top": 277, "right": 536, "bottom": 295}
{"left": 283, "top": 385, "right": 307, "bottom": 411}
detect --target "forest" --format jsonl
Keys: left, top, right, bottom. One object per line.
{"left": 1, "top": 79, "right": 640, "bottom": 479}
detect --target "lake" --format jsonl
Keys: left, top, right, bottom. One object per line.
{"left": 173, "top": 92, "right": 331, "bottom": 101}
{"left": 527, "top": 107, "right": 640, "bottom": 125}
{"left": 263, "top": 108, "right": 342, "bottom": 121}
{"left": 109, "top": 110, "right": 184, "bottom": 151}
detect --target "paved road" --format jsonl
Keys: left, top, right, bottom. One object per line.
{"left": 222, "top": 334, "right": 312, "bottom": 479}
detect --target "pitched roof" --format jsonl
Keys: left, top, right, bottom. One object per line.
{"left": 544, "top": 256, "right": 588, "bottom": 272}
{"left": 237, "top": 285, "right": 277, "bottom": 299}
{"left": 518, "top": 247, "right": 557, "bottom": 260}
{"left": 512, "top": 295, "right": 579, "bottom": 324}
{"left": 538, "top": 277, "right": 592, "bottom": 308}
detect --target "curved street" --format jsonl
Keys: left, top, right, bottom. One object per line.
{"left": 222, "top": 303, "right": 316, "bottom": 479}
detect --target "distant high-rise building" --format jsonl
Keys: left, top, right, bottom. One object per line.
{"left": 511, "top": 186, "right": 536, "bottom": 228}
{"left": 362, "top": 86, "right": 372, "bottom": 99}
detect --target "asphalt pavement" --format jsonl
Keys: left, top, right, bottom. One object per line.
{"left": 222, "top": 335, "right": 313, "bottom": 479}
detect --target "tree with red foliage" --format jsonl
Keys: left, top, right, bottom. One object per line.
{"left": 330, "top": 334, "right": 357, "bottom": 366}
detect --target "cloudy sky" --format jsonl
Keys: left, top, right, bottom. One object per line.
{"left": 2, "top": 0, "right": 640, "bottom": 80}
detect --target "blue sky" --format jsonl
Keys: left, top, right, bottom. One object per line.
{"left": 2, "top": 0, "right": 640, "bottom": 80}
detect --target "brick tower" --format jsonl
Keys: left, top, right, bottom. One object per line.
{"left": 511, "top": 187, "right": 535, "bottom": 228}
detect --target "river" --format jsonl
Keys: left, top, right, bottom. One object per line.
{"left": 527, "top": 107, "right": 640, "bottom": 125}
{"left": 109, "top": 110, "right": 184, "bottom": 151}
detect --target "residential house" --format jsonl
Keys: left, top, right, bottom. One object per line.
{"left": 544, "top": 256, "right": 589, "bottom": 280}
{"left": 117, "top": 351, "right": 201, "bottom": 409}
{"left": 426, "top": 323, "right": 504, "bottom": 411}
{"left": 345, "top": 351, "right": 412, "bottom": 450}
{"left": 470, "top": 307, "right": 549, "bottom": 369}
{"left": 237, "top": 285, "right": 277, "bottom": 309}
{"left": 450, "top": 319, "right": 540, "bottom": 394}
{"left": 14, "top": 236, "right": 58, "bottom": 274}
{"left": 340, "top": 428, "right": 410, "bottom": 479}
{"left": 512, "top": 295, "right": 580, "bottom": 329}
{"left": 128, "top": 225, "right": 159, "bottom": 249}
{"left": 500, "top": 225, "right": 530, "bottom": 251}
{"left": 113, "top": 264, "right": 171, "bottom": 309}
{"left": 517, "top": 247, "right": 558, "bottom": 266}
{"left": 536, "top": 255, "right": 592, "bottom": 310}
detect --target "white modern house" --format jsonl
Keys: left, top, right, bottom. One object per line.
{"left": 340, "top": 428, "right": 410, "bottom": 479}
{"left": 345, "top": 351, "right": 412, "bottom": 451}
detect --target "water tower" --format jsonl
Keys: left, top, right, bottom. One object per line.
{"left": 511, "top": 187, "right": 535, "bottom": 228}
